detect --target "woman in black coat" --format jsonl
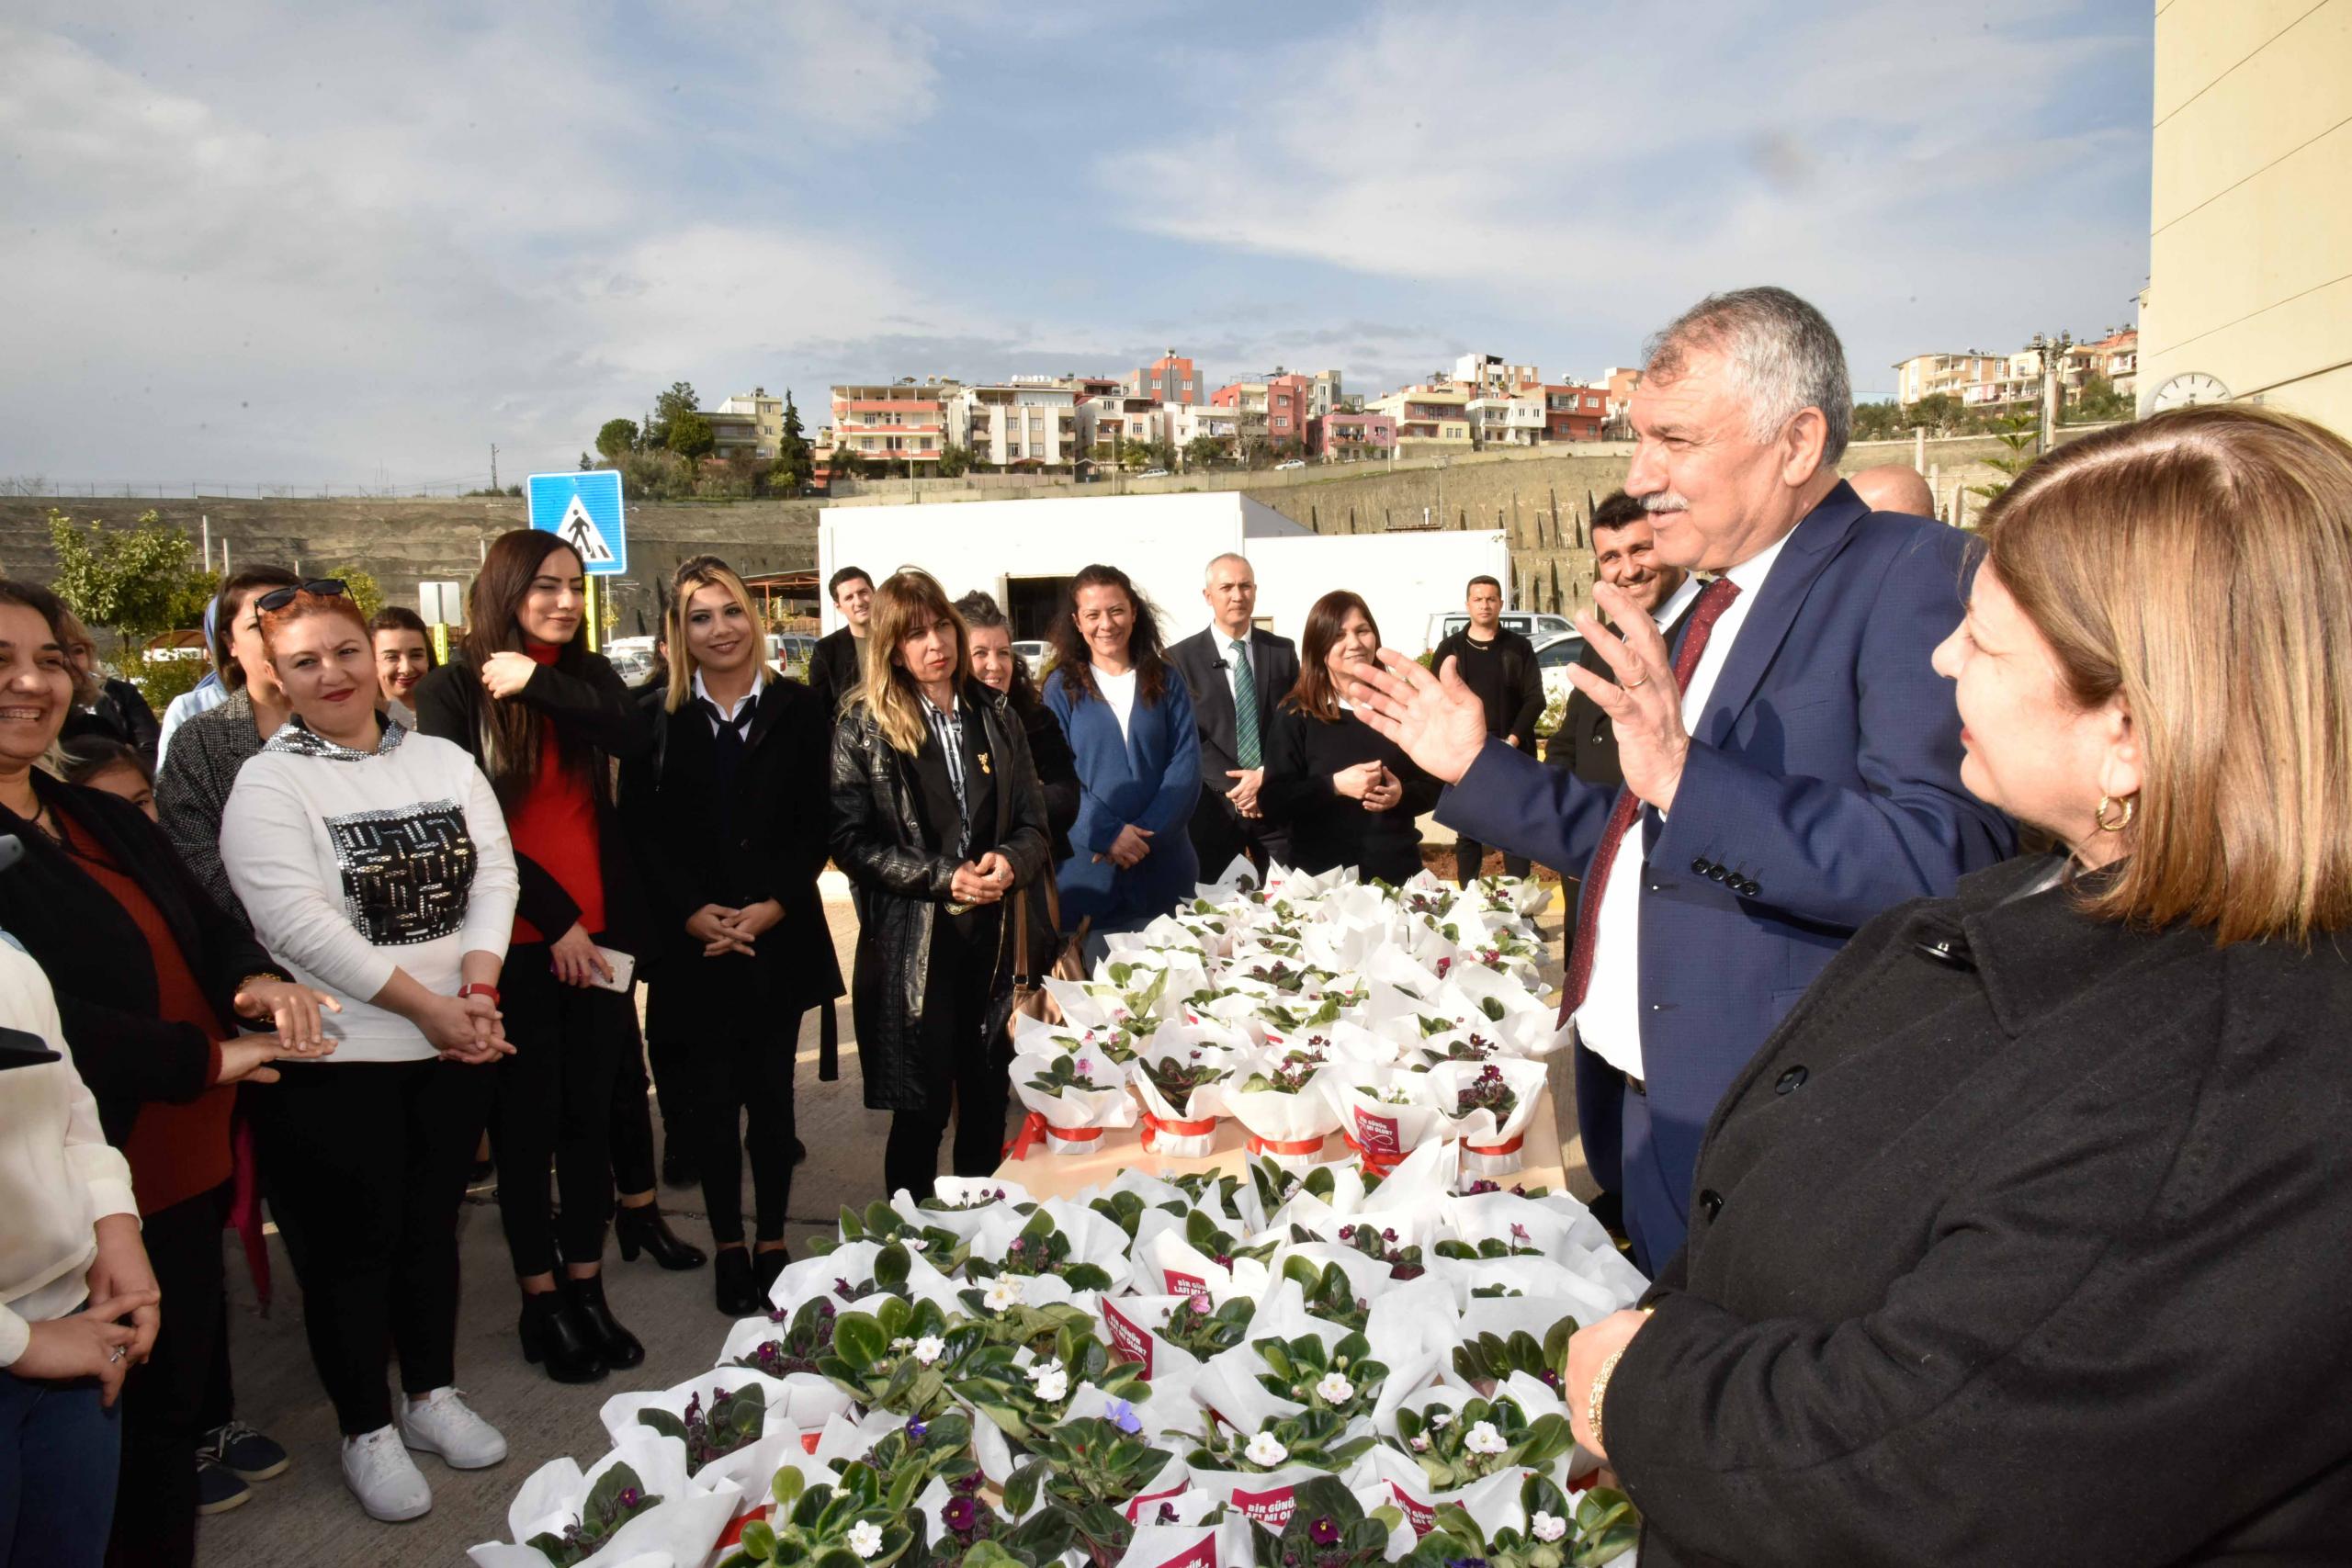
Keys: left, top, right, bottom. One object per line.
{"left": 1262, "top": 591, "right": 1439, "bottom": 885}
{"left": 1557, "top": 409, "right": 2352, "bottom": 1565}
{"left": 829, "top": 570, "right": 1050, "bottom": 1202}
{"left": 620, "top": 560, "right": 842, "bottom": 1315}
{"left": 956, "top": 592, "right": 1079, "bottom": 980}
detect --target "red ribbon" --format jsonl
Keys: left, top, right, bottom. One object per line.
{"left": 1246, "top": 1132, "right": 1327, "bottom": 1156}
{"left": 1464, "top": 1133, "right": 1526, "bottom": 1157}
{"left": 1142, "top": 1111, "right": 1217, "bottom": 1152}
{"left": 1001, "top": 1111, "right": 1104, "bottom": 1161}
{"left": 1340, "top": 1132, "right": 1404, "bottom": 1174}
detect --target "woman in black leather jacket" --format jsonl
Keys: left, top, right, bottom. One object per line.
{"left": 829, "top": 570, "right": 1049, "bottom": 1201}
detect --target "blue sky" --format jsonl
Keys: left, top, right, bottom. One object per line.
{"left": 0, "top": 0, "right": 2153, "bottom": 490}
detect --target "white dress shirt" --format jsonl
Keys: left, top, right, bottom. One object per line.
{"left": 1573, "top": 528, "right": 1794, "bottom": 1079}
{"left": 692, "top": 666, "right": 765, "bottom": 732}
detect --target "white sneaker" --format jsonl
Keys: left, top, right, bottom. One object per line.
{"left": 399, "top": 1386, "right": 510, "bottom": 1470}
{"left": 341, "top": 1425, "right": 432, "bottom": 1522}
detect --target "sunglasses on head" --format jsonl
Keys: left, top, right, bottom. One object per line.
{"left": 254, "top": 579, "right": 348, "bottom": 614}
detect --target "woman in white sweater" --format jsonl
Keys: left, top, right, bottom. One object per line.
{"left": 218, "top": 583, "right": 519, "bottom": 1525}
{"left": 0, "top": 933, "right": 156, "bottom": 1568}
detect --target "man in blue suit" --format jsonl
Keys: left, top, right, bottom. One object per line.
{"left": 1358, "top": 288, "right": 2013, "bottom": 1272}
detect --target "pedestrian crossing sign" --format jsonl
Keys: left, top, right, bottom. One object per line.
{"left": 526, "top": 470, "right": 627, "bottom": 576}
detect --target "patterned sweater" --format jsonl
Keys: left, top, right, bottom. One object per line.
{"left": 220, "top": 720, "right": 517, "bottom": 1063}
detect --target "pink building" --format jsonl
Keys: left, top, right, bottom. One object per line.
{"left": 1308, "top": 412, "right": 1396, "bottom": 458}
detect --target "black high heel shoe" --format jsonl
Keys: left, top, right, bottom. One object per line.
{"left": 517, "top": 1287, "right": 606, "bottom": 1383}
{"left": 615, "top": 1201, "right": 707, "bottom": 1271}
{"left": 713, "top": 1248, "right": 762, "bottom": 1316}
{"left": 752, "top": 1247, "right": 790, "bottom": 1298}
{"left": 566, "top": 1274, "right": 644, "bottom": 1370}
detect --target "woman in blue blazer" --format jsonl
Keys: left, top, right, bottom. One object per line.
{"left": 1041, "top": 564, "right": 1201, "bottom": 936}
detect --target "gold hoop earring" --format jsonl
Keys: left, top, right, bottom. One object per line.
{"left": 2095, "top": 794, "right": 2136, "bottom": 832}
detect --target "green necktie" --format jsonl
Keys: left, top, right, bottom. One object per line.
{"left": 1230, "top": 638, "right": 1261, "bottom": 769}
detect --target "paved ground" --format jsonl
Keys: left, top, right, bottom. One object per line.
{"left": 196, "top": 863, "right": 1582, "bottom": 1566}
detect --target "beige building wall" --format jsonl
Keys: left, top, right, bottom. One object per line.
{"left": 2142, "top": 0, "right": 2352, "bottom": 433}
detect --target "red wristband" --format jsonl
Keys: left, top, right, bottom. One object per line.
{"left": 458, "top": 983, "right": 501, "bottom": 1004}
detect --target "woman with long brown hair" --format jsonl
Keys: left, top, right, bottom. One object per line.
{"left": 829, "top": 570, "right": 1050, "bottom": 1201}
{"left": 413, "top": 529, "right": 663, "bottom": 1383}
{"left": 621, "top": 558, "right": 840, "bottom": 1314}
{"left": 1262, "top": 591, "right": 1440, "bottom": 883}
{"left": 1040, "top": 563, "right": 1200, "bottom": 935}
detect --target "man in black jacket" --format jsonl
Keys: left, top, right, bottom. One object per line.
{"left": 1431, "top": 574, "right": 1542, "bottom": 886}
{"left": 1167, "top": 552, "right": 1299, "bottom": 880}
{"left": 806, "top": 566, "right": 873, "bottom": 723}
{"left": 1545, "top": 494, "right": 1698, "bottom": 799}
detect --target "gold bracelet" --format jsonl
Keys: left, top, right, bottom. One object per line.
{"left": 1588, "top": 1346, "right": 1628, "bottom": 1452}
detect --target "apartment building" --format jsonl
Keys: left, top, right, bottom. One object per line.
{"left": 831, "top": 380, "right": 958, "bottom": 467}
{"left": 2084, "top": 327, "right": 2139, "bottom": 400}
{"left": 1465, "top": 393, "right": 1546, "bottom": 447}
{"left": 1306, "top": 370, "right": 1344, "bottom": 420}
{"left": 1369, "top": 383, "right": 1474, "bottom": 447}
{"left": 949, "top": 382, "right": 1081, "bottom": 468}
{"left": 1170, "top": 403, "right": 1240, "bottom": 449}
{"left": 1080, "top": 393, "right": 1169, "bottom": 455}
{"left": 702, "top": 409, "right": 763, "bottom": 459}
{"left": 1211, "top": 369, "right": 1313, "bottom": 447}
{"left": 1532, "top": 384, "right": 1608, "bottom": 441}
{"left": 1129, "top": 350, "right": 1203, "bottom": 406}
{"left": 1891, "top": 352, "right": 2007, "bottom": 406}
{"left": 1307, "top": 412, "right": 1396, "bottom": 459}
{"left": 717, "top": 388, "right": 785, "bottom": 457}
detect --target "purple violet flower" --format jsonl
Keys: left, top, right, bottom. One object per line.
{"left": 1308, "top": 1517, "right": 1340, "bottom": 1546}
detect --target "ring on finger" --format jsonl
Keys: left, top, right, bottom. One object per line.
{"left": 1623, "top": 673, "right": 1651, "bottom": 690}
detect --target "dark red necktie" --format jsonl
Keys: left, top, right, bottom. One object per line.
{"left": 1559, "top": 576, "right": 1743, "bottom": 1025}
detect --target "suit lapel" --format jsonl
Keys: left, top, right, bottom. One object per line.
{"left": 1193, "top": 633, "right": 1238, "bottom": 750}
{"left": 1697, "top": 484, "right": 1868, "bottom": 748}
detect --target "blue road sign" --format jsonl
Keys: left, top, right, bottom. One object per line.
{"left": 526, "top": 471, "right": 628, "bottom": 576}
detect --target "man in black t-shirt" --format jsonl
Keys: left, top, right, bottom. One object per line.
{"left": 808, "top": 565, "right": 874, "bottom": 723}
{"left": 1430, "top": 574, "right": 1541, "bottom": 886}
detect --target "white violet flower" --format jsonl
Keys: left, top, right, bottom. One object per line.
{"left": 1244, "top": 1430, "right": 1289, "bottom": 1467}
{"left": 1428, "top": 1410, "right": 1453, "bottom": 1430}
{"left": 1314, "top": 1371, "right": 1354, "bottom": 1404}
{"left": 1409, "top": 1434, "right": 1431, "bottom": 1451}
{"left": 847, "top": 1520, "right": 885, "bottom": 1559}
{"left": 1463, "top": 1419, "right": 1507, "bottom": 1456}
{"left": 983, "top": 1275, "right": 1024, "bottom": 1312}
{"left": 906, "top": 1236, "right": 928, "bottom": 1252}
{"left": 1530, "top": 1511, "right": 1567, "bottom": 1543}
{"left": 1026, "top": 1359, "right": 1069, "bottom": 1404}
{"left": 911, "top": 1335, "right": 945, "bottom": 1366}
{"left": 890, "top": 1337, "right": 914, "bottom": 1352}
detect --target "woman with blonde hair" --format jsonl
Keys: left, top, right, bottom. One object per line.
{"left": 829, "top": 570, "right": 1050, "bottom": 1201}
{"left": 1544, "top": 406, "right": 2352, "bottom": 1564}
{"left": 620, "top": 558, "right": 840, "bottom": 1314}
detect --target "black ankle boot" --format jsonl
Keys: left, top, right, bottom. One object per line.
{"left": 567, "top": 1274, "right": 644, "bottom": 1370}
{"left": 615, "top": 1201, "right": 707, "bottom": 1271}
{"left": 713, "top": 1248, "right": 762, "bottom": 1316}
{"left": 518, "top": 1287, "right": 606, "bottom": 1383}
{"left": 752, "top": 1247, "right": 790, "bottom": 1297}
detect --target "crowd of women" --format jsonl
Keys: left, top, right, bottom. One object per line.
{"left": 8, "top": 400, "right": 2352, "bottom": 1563}
{"left": 0, "top": 515, "right": 1449, "bottom": 1558}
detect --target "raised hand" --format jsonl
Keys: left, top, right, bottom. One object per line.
{"left": 1569, "top": 581, "right": 1693, "bottom": 813}
{"left": 1351, "top": 650, "right": 1491, "bottom": 784}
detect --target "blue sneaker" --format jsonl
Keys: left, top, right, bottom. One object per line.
{"left": 196, "top": 1455, "right": 251, "bottom": 1515}
{"left": 200, "top": 1420, "right": 291, "bottom": 1482}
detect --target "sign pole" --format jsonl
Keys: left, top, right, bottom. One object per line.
{"left": 583, "top": 577, "right": 601, "bottom": 654}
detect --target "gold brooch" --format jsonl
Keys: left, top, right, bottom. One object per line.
{"left": 978, "top": 751, "right": 992, "bottom": 774}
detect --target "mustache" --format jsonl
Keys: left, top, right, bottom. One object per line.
{"left": 1639, "top": 490, "right": 1691, "bottom": 514}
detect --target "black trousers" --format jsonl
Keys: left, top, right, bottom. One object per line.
{"left": 494, "top": 950, "right": 631, "bottom": 1274}
{"left": 885, "top": 922, "right": 1010, "bottom": 1201}
{"left": 692, "top": 1012, "right": 804, "bottom": 1245}
{"left": 1453, "top": 838, "right": 1531, "bottom": 886}
{"left": 247, "top": 1059, "right": 493, "bottom": 1436}
{"left": 103, "top": 1186, "right": 224, "bottom": 1568}
{"left": 607, "top": 1015, "right": 660, "bottom": 1197}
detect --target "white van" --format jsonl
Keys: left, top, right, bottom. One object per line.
{"left": 1421, "top": 610, "right": 1575, "bottom": 651}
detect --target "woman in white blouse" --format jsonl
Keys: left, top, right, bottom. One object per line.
{"left": 218, "top": 583, "right": 518, "bottom": 1525}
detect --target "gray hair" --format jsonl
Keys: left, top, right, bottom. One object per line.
{"left": 1644, "top": 287, "right": 1851, "bottom": 465}
{"left": 1203, "top": 551, "right": 1253, "bottom": 588}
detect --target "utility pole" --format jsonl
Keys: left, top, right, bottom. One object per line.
{"left": 490, "top": 444, "right": 500, "bottom": 492}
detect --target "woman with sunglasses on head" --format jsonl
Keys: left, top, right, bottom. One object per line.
{"left": 155, "top": 565, "right": 303, "bottom": 929}
{"left": 831, "top": 570, "right": 1051, "bottom": 1201}
{"left": 0, "top": 580, "right": 332, "bottom": 1567}
{"left": 370, "top": 607, "right": 437, "bottom": 729}
{"left": 414, "top": 529, "right": 664, "bottom": 1382}
{"left": 621, "top": 559, "right": 841, "bottom": 1314}
{"left": 220, "top": 584, "right": 517, "bottom": 1523}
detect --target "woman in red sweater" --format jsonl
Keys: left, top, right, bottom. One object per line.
{"left": 414, "top": 531, "right": 661, "bottom": 1383}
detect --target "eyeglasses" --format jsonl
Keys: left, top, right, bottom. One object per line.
{"left": 254, "top": 579, "right": 348, "bottom": 614}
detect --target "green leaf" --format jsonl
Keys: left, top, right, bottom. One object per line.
{"left": 832, "top": 1312, "right": 887, "bottom": 1371}
{"left": 873, "top": 1241, "right": 911, "bottom": 1291}
{"left": 638, "top": 1408, "right": 689, "bottom": 1443}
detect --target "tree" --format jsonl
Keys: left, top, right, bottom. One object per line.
{"left": 935, "top": 444, "right": 975, "bottom": 478}
{"left": 1968, "top": 407, "right": 2041, "bottom": 508}
{"left": 1118, "top": 438, "right": 1155, "bottom": 470}
{"left": 829, "top": 446, "right": 866, "bottom": 481}
{"left": 325, "top": 567, "right": 385, "bottom": 621}
{"left": 595, "top": 417, "right": 640, "bottom": 461}
{"left": 667, "top": 412, "right": 715, "bottom": 461}
{"left": 47, "top": 510, "right": 213, "bottom": 653}
{"left": 1183, "top": 435, "right": 1230, "bottom": 470}
{"left": 647, "top": 382, "right": 699, "bottom": 448}
{"left": 2068, "top": 374, "right": 2132, "bottom": 424}
{"left": 771, "top": 391, "right": 814, "bottom": 488}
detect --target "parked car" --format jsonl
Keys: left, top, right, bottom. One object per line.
{"left": 604, "top": 635, "right": 659, "bottom": 688}
{"left": 767, "top": 633, "right": 817, "bottom": 674}
{"left": 1274, "top": 458, "right": 1307, "bottom": 470}
{"left": 1012, "top": 639, "right": 1052, "bottom": 675}
{"left": 1531, "top": 630, "right": 1590, "bottom": 739}
{"left": 1137, "top": 468, "right": 1171, "bottom": 479}
{"left": 1422, "top": 610, "right": 1575, "bottom": 651}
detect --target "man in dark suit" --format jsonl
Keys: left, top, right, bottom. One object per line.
{"left": 1356, "top": 287, "right": 2014, "bottom": 1271}
{"left": 1167, "top": 552, "right": 1299, "bottom": 879}
{"left": 807, "top": 565, "right": 873, "bottom": 722}
{"left": 1431, "top": 575, "right": 1544, "bottom": 886}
